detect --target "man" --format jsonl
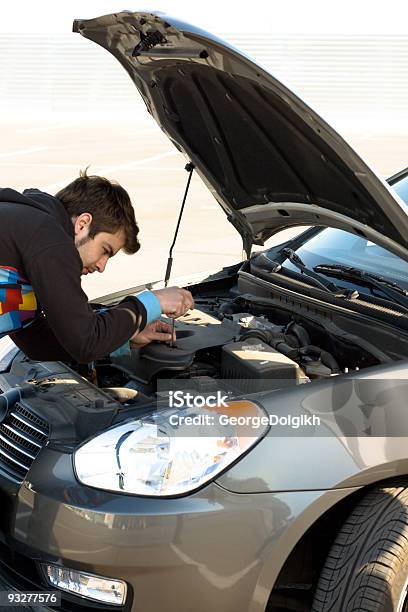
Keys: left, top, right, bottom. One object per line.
{"left": 0, "top": 170, "right": 194, "bottom": 363}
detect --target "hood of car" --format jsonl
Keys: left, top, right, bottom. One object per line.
{"left": 74, "top": 11, "right": 408, "bottom": 260}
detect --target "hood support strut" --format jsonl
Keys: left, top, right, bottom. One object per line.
{"left": 164, "top": 162, "right": 195, "bottom": 287}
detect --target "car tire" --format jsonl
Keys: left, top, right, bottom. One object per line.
{"left": 312, "top": 484, "right": 408, "bottom": 612}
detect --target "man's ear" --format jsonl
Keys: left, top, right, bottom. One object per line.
{"left": 73, "top": 213, "right": 93, "bottom": 237}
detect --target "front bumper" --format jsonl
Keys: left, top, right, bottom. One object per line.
{"left": 0, "top": 447, "right": 353, "bottom": 612}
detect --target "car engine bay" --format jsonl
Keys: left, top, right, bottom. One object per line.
{"left": 103, "top": 304, "right": 337, "bottom": 399}
{"left": 88, "top": 266, "right": 407, "bottom": 406}
{"left": 1, "top": 263, "right": 408, "bottom": 457}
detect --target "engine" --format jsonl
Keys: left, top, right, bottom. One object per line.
{"left": 91, "top": 296, "right": 352, "bottom": 405}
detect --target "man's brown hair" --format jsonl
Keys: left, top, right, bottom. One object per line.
{"left": 56, "top": 169, "right": 140, "bottom": 254}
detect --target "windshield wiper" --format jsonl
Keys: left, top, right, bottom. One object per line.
{"left": 314, "top": 264, "right": 408, "bottom": 311}
{"left": 281, "top": 248, "right": 359, "bottom": 298}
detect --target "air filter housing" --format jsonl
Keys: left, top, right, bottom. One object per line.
{"left": 221, "top": 337, "right": 307, "bottom": 393}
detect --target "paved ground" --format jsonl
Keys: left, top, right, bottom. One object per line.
{"left": 1, "top": 114, "right": 406, "bottom": 300}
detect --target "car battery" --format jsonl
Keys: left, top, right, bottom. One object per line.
{"left": 221, "top": 337, "right": 307, "bottom": 393}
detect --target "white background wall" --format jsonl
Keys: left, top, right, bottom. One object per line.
{"left": 0, "top": 0, "right": 407, "bottom": 133}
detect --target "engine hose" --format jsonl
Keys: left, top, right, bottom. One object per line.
{"left": 240, "top": 330, "right": 301, "bottom": 360}
{"left": 239, "top": 327, "right": 339, "bottom": 371}
{"left": 320, "top": 350, "right": 341, "bottom": 373}
{"left": 271, "top": 340, "right": 300, "bottom": 360}
{"left": 239, "top": 329, "right": 273, "bottom": 344}
{"left": 299, "top": 345, "right": 340, "bottom": 373}
{"left": 0, "top": 385, "right": 35, "bottom": 421}
{"left": 285, "top": 322, "right": 311, "bottom": 346}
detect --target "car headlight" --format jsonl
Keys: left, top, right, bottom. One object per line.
{"left": 74, "top": 400, "right": 268, "bottom": 496}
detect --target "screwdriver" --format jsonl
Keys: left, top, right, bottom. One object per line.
{"left": 170, "top": 316, "right": 175, "bottom": 348}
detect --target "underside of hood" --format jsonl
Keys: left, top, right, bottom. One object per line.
{"left": 74, "top": 12, "right": 408, "bottom": 260}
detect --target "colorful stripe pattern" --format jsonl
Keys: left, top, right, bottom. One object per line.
{"left": 0, "top": 266, "right": 37, "bottom": 337}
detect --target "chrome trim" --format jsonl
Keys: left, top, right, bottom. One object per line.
{"left": 0, "top": 446, "right": 30, "bottom": 471}
{"left": 10, "top": 411, "right": 48, "bottom": 437}
{"left": 2, "top": 423, "right": 42, "bottom": 448}
{"left": 0, "top": 432, "right": 36, "bottom": 460}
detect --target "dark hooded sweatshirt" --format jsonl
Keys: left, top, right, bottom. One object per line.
{"left": 0, "top": 187, "right": 149, "bottom": 363}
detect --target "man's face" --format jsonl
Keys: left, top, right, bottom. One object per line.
{"left": 74, "top": 213, "right": 126, "bottom": 275}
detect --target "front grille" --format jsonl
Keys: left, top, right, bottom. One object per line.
{"left": 0, "top": 402, "right": 49, "bottom": 482}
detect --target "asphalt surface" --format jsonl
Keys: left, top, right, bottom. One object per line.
{"left": 1, "top": 113, "right": 407, "bottom": 301}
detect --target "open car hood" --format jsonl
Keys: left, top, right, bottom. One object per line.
{"left": 74, "top": 11, "right": 408, "bottom": 260}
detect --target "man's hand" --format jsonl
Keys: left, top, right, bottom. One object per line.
{"left": 129, "top": 320, "right": 176, "bottom": 348}
{"left": 152, "top": 286, "right": 194, "bottom": 318}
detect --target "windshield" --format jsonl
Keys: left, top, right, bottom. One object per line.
{"left": 393, "top": 172, "right": 408, "bottom": 203}
{"left": 284, "top": 172, "right": 408, "bottom": 290}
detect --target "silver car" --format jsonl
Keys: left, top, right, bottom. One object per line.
{"left": 0, "top": 10, "right": 408, "bottom": 612}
